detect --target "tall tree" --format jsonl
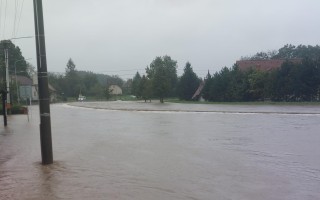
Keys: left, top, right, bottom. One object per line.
{"left": 273, "top": 44, "right": 320, "bottom": 60}
{"left": 139, "top": 75, "right": 152, "bottom": 102}
{"left": 0, "top": 40, "right": 28, "bottom": 78}
{"left": 177, "top": 62, "right": 200, "bottom": 100}
{"left": 66, "top": 58, "right": 76, "bottom": 73}
{"left": 247, "top": 69, "right": 267, "bottom": 100}
{"left": 0, "top": 40, "right": 30, "bottom": 103}
{"left": 202, "top": 71, "right": 212, "bottom": 100}
{"left": 65, "top": 58, "right": 80, "bottom": 97}
{"left": 83, "top": 73, "right": 99, "bottom": 96}
{"left": 132, "top": 72, "right": 141, "bottom": 97}
{"left": 146, "top": 56, "right": 178, "bottom": 103}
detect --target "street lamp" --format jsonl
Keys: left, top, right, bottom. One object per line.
{"left": 14, "top": 58, "right": 32, "bottom": 104}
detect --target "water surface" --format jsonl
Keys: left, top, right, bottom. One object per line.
{"left": 1, "top": 102, "right": 319, "bottom": 199}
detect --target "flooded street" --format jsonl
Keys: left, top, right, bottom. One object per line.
{"left": 1, "top": 101, "right": 320, "bottom": 200}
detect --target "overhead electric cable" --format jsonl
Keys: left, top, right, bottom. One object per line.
{"left": 2, "top": 0, "right": 7, "bottom": 38}
{"left": 0, "top": 0, "right": 3, "bottom": 35}
{"left": 16, "top": 0, "right": 25, "bottom": 37}
{"left": 12, "top": 0, "right": 18, "bottom": 37}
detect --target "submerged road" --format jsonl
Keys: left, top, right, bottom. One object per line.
{"left": 1, "top": 102, "right": 320, "bottom": 200}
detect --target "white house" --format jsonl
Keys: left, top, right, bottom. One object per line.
{"left": 11, "top": 75, "right": 33, "bottom": 101}
{"left": 32, "top": 74, "right": 57, "bottom": 102}
{"left": 109, "top": 85, "right": 122, "bottom": 95}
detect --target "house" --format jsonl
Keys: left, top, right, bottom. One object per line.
{"left": 11, "top": 75, "right": 33, "bottom": 102}
{"left": 236, "top": 59, "right": 302, "bottom": 71}
{"left": 109, "top": 85, "right": 122, "bottom": 95}
{"left": 32, "top": 74, "right": 58, "bottom": 102}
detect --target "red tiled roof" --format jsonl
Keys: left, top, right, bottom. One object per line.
{"left": 236, "top": 59, "right": 302, "bottom": 71}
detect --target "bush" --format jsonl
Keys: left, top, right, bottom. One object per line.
{"left": 0, "top": 104, "right": 28, "bottom": 115}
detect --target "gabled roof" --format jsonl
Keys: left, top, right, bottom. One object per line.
{"left": 236, "top": 59, "right": 302, "bottom": 71}
{"left": 192, "top": 81, "right": 205, "bottom": 100}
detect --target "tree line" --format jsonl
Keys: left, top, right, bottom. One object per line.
{"left": 50, "top": 56, "right": 202, "bottom": 103}
{"left": 48, "top": 58, "right": 125, "bottom": 100}
{"left": 131, "top": 56, "right": 201, "bottom": 103}
{"left": 133, "top": 45, "right": 320, "bottom": 103}
{"left": 81, "top": 44, "right": 320, "bottom": 103}
{"left": 202, "top": 58, "right": 320, "bottom": 102}
{"left": 2, "top": 40, "right": 320, "bottom": 103}
{"left": 203, "top": 45, "right": 320, "bottom": 102}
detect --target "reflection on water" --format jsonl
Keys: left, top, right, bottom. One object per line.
{"left": 1, "top": 102, "right": 320, "bottom": 200}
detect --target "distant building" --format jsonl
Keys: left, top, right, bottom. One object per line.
{"left": 11, "top": 75, "right": 33, "bottom": 101}
{"left": 32, "top": 74, "right": 57, "bottom": 102}
{"left": 236, "top": 59, "right": 302, "bottom": 71}
{"left": 109, "top": 85, "right": 122, "bottom": 95}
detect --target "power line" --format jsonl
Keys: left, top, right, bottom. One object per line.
{"left": 12, "top": 0, "right": 18, "bottom": 37}
{"left": 2, "top": 0, "right": 7, "bottom": 38}
{"left": 10, "top": 35, "right": 33, "bottom": 39}
{"left": 16, "top": 0, "right": 25, "bottom": 37}
{"left": 0, "top": 0, "right": 3, "bottom": 33}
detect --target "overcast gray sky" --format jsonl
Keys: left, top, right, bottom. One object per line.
{"left": 1, "top": 0, "right": 320, "bottom": 79}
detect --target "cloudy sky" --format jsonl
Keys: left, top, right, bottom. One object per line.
{"left": 1, "top": 0, "right": 320, "bottom": 79}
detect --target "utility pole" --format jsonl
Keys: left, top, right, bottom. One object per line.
{"left": 4, "top": 48, "right": 10, "bottom": 105}
{"left": 1, "top": 89, "right": 7, "bottom": 126}
{"left": 33, "top": 0, "right": 53, "bottom": 165}
{"left": 2, "top": 43, "right": 9, "bottom": 126}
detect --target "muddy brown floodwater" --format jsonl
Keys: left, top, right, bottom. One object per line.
{"left": 1, "top": 101, "right": 320, "bottom": 200}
